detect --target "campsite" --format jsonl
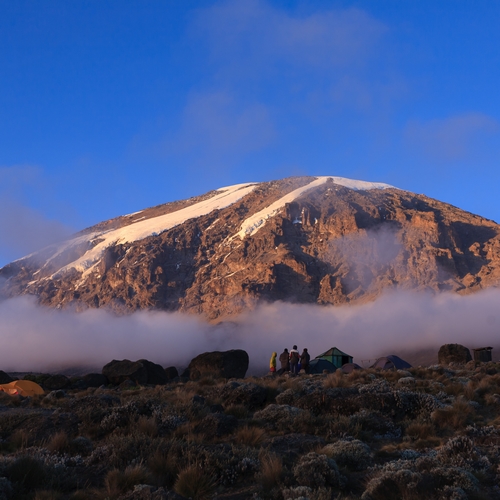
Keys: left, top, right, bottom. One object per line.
{"left": 1, "top": 343, "right": 500, "bottom": 499}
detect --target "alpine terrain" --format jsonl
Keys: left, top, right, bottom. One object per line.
{"left": 1, "top": 175, "right": 500, "bottom": 320}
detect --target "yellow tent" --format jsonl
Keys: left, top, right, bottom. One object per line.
{"left": 0, "top": 380, "right": 44, "bottom": 397}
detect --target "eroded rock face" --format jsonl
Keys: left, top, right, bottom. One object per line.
{"left": 2, "top": 176, "right": 500, "bottom": 319}
{"left": 185, "top": 350, "right": 249, "bottom": 380}
{"left": 438, "top": 344, "right": 472, "bottom": 365}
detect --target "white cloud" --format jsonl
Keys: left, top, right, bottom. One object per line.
{"left": 193, "top": 0, "right": 387, "bottom": 74}
{"left": 0, "top": 289, "right": 498, "bottom": 374}
{"left": 0, "top": 165, "right": 75, "bottom": 265}
{"left": 171, "top": 91, "right": 275, "bottom": 158}
{"left": 405, "top": 112, "right": 500, "bottom": 162}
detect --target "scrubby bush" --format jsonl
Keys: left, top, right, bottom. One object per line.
{"left": 321, "top": 439, "right": 373, "bottom": 470}
{"left": 5, "top": 456, "right": 49, "bottom": 493}
{"left": 361, "top": 469, "right": 422, "bottom": 500}
{"left": 292, "top": 452, "right": 344, "bottom": 489}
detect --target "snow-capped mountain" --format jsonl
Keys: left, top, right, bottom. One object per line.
{"left": 2, "top": 175, "right": 500, "bottom": 319}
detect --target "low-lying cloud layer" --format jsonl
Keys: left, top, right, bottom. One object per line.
{"left": 1, "top": 289, "right": 499, "bottom": 375}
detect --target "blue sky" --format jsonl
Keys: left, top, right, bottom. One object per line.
{"left": 1, "top": 0, "right": 499, "bottom": 266}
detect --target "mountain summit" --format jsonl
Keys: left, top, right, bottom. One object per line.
{"left": 2, "top": 176, "right": 500, "bottom": 319}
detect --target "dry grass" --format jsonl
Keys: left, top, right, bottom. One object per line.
{"left": 174, "top": 465, "right": 216, "bottom": 500}
{"left": 148, "top": 449, "right": 179, "bottom": 487}
{"left": 225, "top": 404, "right": 249, "bottom": 419}
{"left": 324, "top": 371, "right": 349, "bottom": 388}
{"left": 431, "top": 398, "right": 474, "bottom": 431}
{"left": 105, "top": 464, "right": 151, "bottom": 498}
{"left": 33, "top": 491, "right": 63, "bottom": 500}
{"left": 405, "top": 422, "right": 435, "bottom": 441}
{"left": 46, "top": 431, "right": 70, "bottom": 454}
{"left": 137, "top": 416, "right": 159, "bottom": 437}
{"left": 256, "top": 452, "right": 283, "bottom": 490}
{"left": 233, "top": 426, "right": 266, "bottom": 447}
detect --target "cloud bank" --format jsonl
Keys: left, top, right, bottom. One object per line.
{"left": 1, "top": 289, "right": 499, "bottom": 375}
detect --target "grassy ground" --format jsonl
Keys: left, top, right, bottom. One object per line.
{"left": 1, "top": 362, "right": 500, "bottom": 499}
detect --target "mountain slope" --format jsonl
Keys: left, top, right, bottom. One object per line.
{"left": 2, "top": 175, "right": 500, "bottom": 319}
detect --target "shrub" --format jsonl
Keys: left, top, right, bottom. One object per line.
{"left": 292, "top": 452, "right": 344, "bottom": 489}
{"left": 282, "top": 486, "right": 334, "bottom": 500}
{"left": 105, "top": 464, "right": 151, "bottom": 498}
{"left": 256, "top": 452, "right": 282, "bottom": 490}
{"left": 174, "top": 465, "right": 216, "bottom": 500}
{"left": 321, "top": 439, "right": 373, "bottom": 471}
{"left": 5, "top": 456, "right": 49, "bottom": 493}
{"left": 361, "top": 469, "right": 422, "bottom": 500}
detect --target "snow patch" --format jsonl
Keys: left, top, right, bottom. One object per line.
{"left": 235, "top": 176, "right": 394, "bottom": 239}
{"left": 49, "top": 182, "right": 257, "bottom": 277}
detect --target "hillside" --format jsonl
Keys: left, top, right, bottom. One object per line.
{"left": 2, "top": 176, "right": 500, "bottom": 319}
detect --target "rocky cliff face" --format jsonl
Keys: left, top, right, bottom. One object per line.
{"left": 2, "top": 176, "right": 500, "bottom": 320}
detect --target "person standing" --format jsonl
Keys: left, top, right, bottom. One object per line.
{"left": 269, "top": 352, "right": 277, "bottom": 375}
{"left": 279, "top": 348, "right": 290, "bottom": 373}
{"left": 300, "top": 348, "right": 311, "bottom": 374}
{"left": 289, "top": 345, "right": 300, "bottom": 374}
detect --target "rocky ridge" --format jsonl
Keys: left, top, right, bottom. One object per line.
{"left": 1, "top": 175, "right": 500, "bottom": 319}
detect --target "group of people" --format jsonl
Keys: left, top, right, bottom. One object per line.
{"left": 269, "top": 345, "right": 311, "bottom": 375}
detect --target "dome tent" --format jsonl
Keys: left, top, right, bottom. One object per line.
{"left": 370, "top": 355, "right": 412, "bottom": 370}
{"left": 308, "top": 358, "right": 336, "bottom": 374}
{"left": 0, "top": 380, "right": 44, "bottom": 397}
{"left": 340, "top": 362, "right": 362, "bottom": 374}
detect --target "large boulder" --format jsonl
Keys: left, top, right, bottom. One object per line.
{"left": 438, "top": 344, "right": 472, "bottom": 365}
{"left": 185, "top": 350, "right": 249, "bottom": 380}
{"left": 102, "top": 359, "right": 168, "bottom": 386}
{"left": 164, "top": 366, "right": 179, "bottom": 381}
{"left": 82, "top": 373, "right": 109, "bottom": 388}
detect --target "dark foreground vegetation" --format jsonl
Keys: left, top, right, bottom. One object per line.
{"left": 1, "top": 362, "right": 500, "bottom": 500}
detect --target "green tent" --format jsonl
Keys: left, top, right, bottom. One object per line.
{"left": 315, "top": 347, "right": 353, "bottom": 369}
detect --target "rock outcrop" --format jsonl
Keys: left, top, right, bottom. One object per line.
{"left": 184, "top": 350, "right": 249, "bottom": 380}
{"left": 2, "top": 175, "right": 500, "bottom": 320}
{"left": 102, "top": 359, "right": 167, "bottom": 385}
{"left": 438, "top": 344, "right": 472, "bottom": 365}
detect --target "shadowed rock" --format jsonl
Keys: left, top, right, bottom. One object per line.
{"left": 82, "top": 373, "right": 108, "bottom": 388}
{"left": 102, "top": 359, "right": 168, "bottom": 386}
{"left": 185, "top": 349, "right": 249, "bottom": 380}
